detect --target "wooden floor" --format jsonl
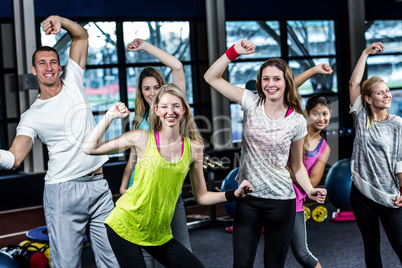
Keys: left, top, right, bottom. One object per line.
{"left": 0, "top": 206, "right": 46, "bottom": 248}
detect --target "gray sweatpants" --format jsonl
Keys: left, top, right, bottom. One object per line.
{"left": 44, "top": 174, "right": 119, "bottom": 268}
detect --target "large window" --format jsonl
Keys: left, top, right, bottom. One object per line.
{"left": 41, "top": 20, "right": 195, "bottom": 158}
{"left": 41, "top": 22, "right": 122, "bottom": 147}
{"left": 226, "top": 20, "right": 339, "bottom": 143}
{"left": 123, "top": 21, "right": 193, "bottom": 110}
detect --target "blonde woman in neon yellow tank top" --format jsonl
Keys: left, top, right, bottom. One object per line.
{"left": 120, "top": 38, "right": 190, "bottom": 268}
{"left": 84, "top": 84, "right": 253, "bottom": 268}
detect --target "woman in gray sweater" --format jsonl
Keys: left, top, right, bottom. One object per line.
{"left": 349, "top": 42, "right": 402, "bottom": 268}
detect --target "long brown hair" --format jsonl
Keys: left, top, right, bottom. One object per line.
{"left": 132, "top": 67, "right": 165, "bottom": 129}
{"left": 255, "top": 58, "right": 304, "bottom": 115}
{"left": 150, "top": 83, "right": 204, "bottom": 146}
{"left": 361, "top": 76, "right": 385, "bottom": 130}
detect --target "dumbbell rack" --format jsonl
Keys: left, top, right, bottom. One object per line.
{"left": 186, "top": 154, "right": 233, "bottom": 229}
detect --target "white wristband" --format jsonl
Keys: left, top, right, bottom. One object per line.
{"left": 0, "top": 149, "right": 15, "bottom": 170}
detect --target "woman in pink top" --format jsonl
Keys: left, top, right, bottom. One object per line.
{"left": 289, "top": 95, "right": 332, "bottom": 268}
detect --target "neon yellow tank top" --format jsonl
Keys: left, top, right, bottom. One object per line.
{"left": 104, "top": 131, "right": 191, "bottom": 246}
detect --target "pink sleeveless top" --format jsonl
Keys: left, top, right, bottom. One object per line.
{"left": 294, "top": 137, "right": 327, "bottom": 212}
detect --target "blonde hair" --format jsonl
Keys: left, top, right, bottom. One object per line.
{"left": 361, "top": 76, "right": 385, "bottom": 130}
{"left": 150, "top": 83, "right": 204, "bottom": 146}
{"left": 255, "top": 57, "right": 304, "bottom": 115}
{"left": 132, "top": 67, "right": 166, "bottom": 129}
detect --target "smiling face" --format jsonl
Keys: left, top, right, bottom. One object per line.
{"left": 141, "top": 76, "right": 161, "bottom": 105}
{"left": 31, "top": 50, "right": 62, "bottom": 87}
{"left": 154, "top": 93, "right": 186, "bottom": 128}
{"left": 365, "top": 82, "right": 392, "bottom": 110}
{"left": 260, "top": 66, "right": 286, "bottom": 102}
{"left": 307, "top": 104, "right": 331, "bottom": 131}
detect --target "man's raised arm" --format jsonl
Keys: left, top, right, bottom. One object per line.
{"left": 42, "top": 16, "right": 88, "bottom": 69}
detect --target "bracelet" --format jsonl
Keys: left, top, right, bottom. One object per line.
{"left": 226, "top": 44, "right": 240, "bottom": 61}
{"left": 225, "top": 190, "right": 237, "bottom": 202}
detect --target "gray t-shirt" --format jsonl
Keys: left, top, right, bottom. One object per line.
{"left": 237, "top": 89, "right": 307, "bottom": 200}
{"left": 350, "top": 95, "right": 402, "bottom": 207}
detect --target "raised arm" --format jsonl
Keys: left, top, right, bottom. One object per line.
{"left": 83, "top": 102, "right": 147, "bottom": 156}
{"left": 127, "top": 39, "right": 186, "bottom": 95}
{"left": 294, "top": 63, "right": 333, "bottom": 88}
{"left": 42, "top": 16, "right": 89, "bottom": 69}
{"left": 0, "top": 135, "right": 33, "bottom": 170}
{"left": 204, "top": 39, "right": 256, "bottom": 105}
{"left": 189, "top": 141, "right": 252, "bottom": 205}
{"left": 349, "top": 42, "right": 384, "bottom": 106}
{"left": 289, "top": 138, "right": 327, "bottom": 203}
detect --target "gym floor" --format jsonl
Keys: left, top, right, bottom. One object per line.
{"left": 1, "top": 201, "right": 401, "bottom": 267}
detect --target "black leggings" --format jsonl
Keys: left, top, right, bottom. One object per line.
{"left": 350, "top": 184, "right": 402, "bottom": 268}
{"left": 232, "top": 195, "right": 296, "bottom": 268}
{"left": 106, "top": 225, "right": 204, "bottom": 268}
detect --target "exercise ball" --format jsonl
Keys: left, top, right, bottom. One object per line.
{"left": 0, "top": 251, "right": 20, "bottom": 268}
{"left": 220, "top": 167, "right": 239, "bottom": 218}
{"left": 325, "top": 159, "right": 352, "bottom": 211}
